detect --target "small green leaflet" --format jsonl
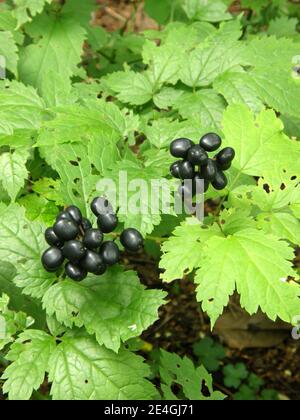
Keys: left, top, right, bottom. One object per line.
{"left": 0, "top": 148, "right": 30, "bottom": 201}
{"left": 193, "top": 337, "right": 226, "bottom": 372}
{"left": 159, "top": 350, "right": 225, "bottom": 400}
{"left": 0, "top": 204, "right": 55, "bottom": 299}
{"left": 19, "top": 13, "right": 86, "bottom": 95}
{"left": 222, "top": 104, "right": 300, "bottom": 186}
{"left": 0, "top": 80, "right": 45, "bottom": 135}
{"left": 2, "top": 330, "right": 56, "bottom": 400}
{"left": 42, "top": 267, "right": 166, "bottom": 352}
{"left": 49, "top": 332, "right": 157, "bottom": 400}
{"left": 13, "top": 0, "right": 52, "bottom": 27}
{"left": 223, "top": 363, "right": 248, "bottom": 389}
{"left": 195, "top": 228, "right": 300, "bottom": 327}
{"left": 0, "top": 31, "right": 18, "bottom": 76}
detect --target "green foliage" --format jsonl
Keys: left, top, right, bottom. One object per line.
{"left": 193, "top": 337, "right": 226, "bottom": 372}
{"left": 0, "top": 0, "right": 299, "bottom": 400}
{"left": 159, "top": 350, "right": 225, "bottom": 400}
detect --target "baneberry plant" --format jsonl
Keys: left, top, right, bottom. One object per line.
{"left": 0, "top": 0, "right": 299, "bottom": 400}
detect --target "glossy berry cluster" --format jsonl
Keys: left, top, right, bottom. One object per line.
{"left": 170, "top": 133, "right": 235, "bottom": 193}
{"left": 41, "top": 197, "right": 144, "bottom": 282}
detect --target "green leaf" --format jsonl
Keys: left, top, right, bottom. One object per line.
{"left": 142, "top": 40, "right": 183, "bottom": 88}
{"left": 0, "top": 204, "right": 55, "bottom": 299}
{"left": 19, "top": 13, "right": 86, "bottom": 94}
{"left": 0, "top": 30, "right": 18, "bottom": 75}
{"left": 268, "top": 16, "right": 299, "bottom": 38}
{"left": 13, "top": 0, "right": 52, "bottom": 27}
{"left": 182, "top": 0, "right": 232, "bottom": 22}
{"left": 223, "top": 363, "right": 248, "bottom": 389}
{"left": 0, "top": 262, "right": 45, "bottom": 328}
{"left": 144, "top": 0, "right": 183, "bottom": 25}
{"left": 180, "top": 20, "right": 243, "bottom": 88}
{"left": 0, "top": 148, "right": 30, "bottom": 201}
{"left": 160, "top": 219, "right": 221, "bottom": 282}
{"left": 173, "top": 90, "right": 226, "bottom": 129}
{"left": 49, "top": 332, "right": 157, "bottom": 400}
{"left": 0, "top": 80, "right": 45, "bottom": 135}
{"left": 2, "top": 330, "right": 56, "bottom": 400}
{"left": 39, "top": 143, "right": 98, "bottom": 217}
{"left": 159, "top": 350, "right": 225, "bottom": 400}
{"left": 193, "top": 337, "right": 226, "bottom": 372}
{"left": 104, "top": 71, "right": 153, "bottom": 106}
{"left": 42, "top": 267, "right": 166, "bottom": 352}
{"left": 222, "top": 104, "right": 300, "bottom": 186}
{"left": 214, "top": 69, "right": 264, "bottom": 113}
{"left": 195, "top": 228, "right": 300, "bottom": 326}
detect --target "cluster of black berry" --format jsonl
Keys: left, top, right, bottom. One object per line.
{"left": 41, "top": 197, "right": 144, "bottom": 281}
{"left": 170, "top": 133, "right": 235, "bottom": 192}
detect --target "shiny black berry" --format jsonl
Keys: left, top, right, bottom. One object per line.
{"left": 179, "top": 161, "right": 195, "bottom": 180}
{"left": 100, "top": 241, "right": 120, "bottom": 265}
{"left": 53, "top": 219, "right": 79, "bottom": 241}
{"left": 81, "top": 218, "right": 93, "bottom": 231}
{"left": 65, "top": 263, "right": 87, "bottom": 281}
{"left": 200, "top": 133, "right": 222, "bottom": 152}
{"left": 42, "top": 247, "right": 64, "bottom": 272}
{"left": 97, "top": 213, "right": 118, "bottom": 233}
{"left": 65, "top": 206, "right": 82, "bottom": 224}
{"left": 170, "top": 161, "right": 182, "bottom": 179}
{"left": 83, "top": 229, "right": 104, "bottom": 250}
{"left": 62, "top": 240, "right": 86, "bottom": 263}
{"left": 45, "top": 227, "right": 63, "bottom": 247}
{"left": 194, "top": 174, "right": 210, "bottom": 193}
{"left": 120, "top": 228, "right": 144, "bottom": 252}
{"left": 91, "top": 197, "right": 114, "bottom": 217}
{"left": 170, "top": 138, "right": 194, "bottom": 158}
{"left": 212, "top": 171, "right": 228, "bottom": 190}
{"left": 187, "top": 145, "right": 208, "bottom": 166}
{"left": 81, "top": 250, "right": 107, "bottom": 275}
{"left": 216, "top": 147, "right": 235, "bottom": 170}
{"left": 201, "top": 159, "right": 217, "bottom": 181}
{"left": 56, "top": 211, "right": 73, "bottom": 222}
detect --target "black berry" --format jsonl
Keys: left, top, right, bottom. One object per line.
{"left": 53, "top": 219, "right": 79, "bottom": 241}
{"left": 120, "top": 228, "right": 144, "bottom": 252}
{"left": 200, "top": 133, "right": 222, "bottom": 152}
{"left": 56, "top": 211, "right": 73, "bottom": 222}
{"left": 100, "top": 241, "right": 120, "bottom": 265}
{"left": 91, "top": 197, "right": 114, "bottom": 217}
{"left": 45, "top": 227, "right": 63, "bottom": 247}
{"left": 42, "top": 247, "right": 64, "bottom": 272}
{"left": 81, "top": 218, "right": 93, "bottom": 231}
{"left": 216, "top": 147, "right": 235, "bottom": 170}
{"left": 170, "top": 138, "right": 194, "bottom": 159}
{"left": 81, "top": 250, "right": 107, "bottom": 275}
{"left": 179, "top": 161, "right": 195, "bottom": 180}
{"left": 65, "top": 205, "right": 82, "bottom": 224}
{"left": 83, "top": 229, "right": 104, "bottom": 250}
{"left": 187, "top": 145, "right": 208, "bottom": 166}
{"left": 170, "top": 161, "right": 182, "bottom": 179}
{"left": 212, "top": 171, "right": 228, "bottom": 190}
{"left": 65, "top": 263, "right": 87, "bottom": 281}
{"left": 97, "top": 213, "right": 118, "bottom": 233}
{"left": 201, "top": 159, "right": 217, "bottom": 181}
{"left": 62, "top": 240, "right": 86, "bottom": 263}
